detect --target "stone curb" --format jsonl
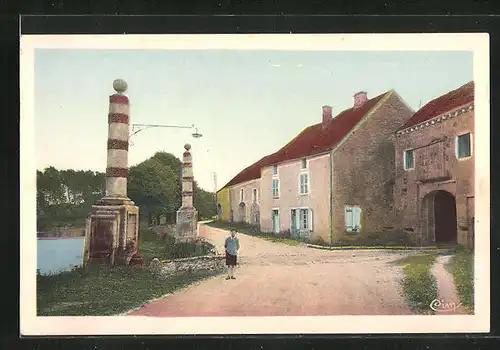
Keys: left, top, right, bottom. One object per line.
{"left": 159, "top": 254, "right": 225, "bottom": 263}
{"left": 306, "top": 244, "right": 450, "bottom": 251}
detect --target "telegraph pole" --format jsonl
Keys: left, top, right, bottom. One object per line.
{"left": 213, "top": 172, "right": 218, "bottom": 220}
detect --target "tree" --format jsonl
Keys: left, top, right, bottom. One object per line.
{"left": 36, "top": 151, "right": 217, "bottom": 232}
{"left": 36, "top": 167, "right": 105, "bottom": 231}
{"left": 128, "top": 152, "right": 182, "bottom": 225}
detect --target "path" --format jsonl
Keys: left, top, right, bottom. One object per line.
{"left": 430, "top": 255, "right": 469, "bottom": 315}
{"left": 127, "top": 225, "right": 415, "bottom": 317}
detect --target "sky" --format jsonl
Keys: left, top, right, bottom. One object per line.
{"left": 34, "top": 49, "right": 473, "bottom": 192}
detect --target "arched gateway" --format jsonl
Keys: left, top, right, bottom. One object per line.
{"left": 421, "top": 190, "right": 458, "bottom": 244}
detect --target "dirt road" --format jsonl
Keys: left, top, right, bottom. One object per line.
{"left": 127, "top": 225, "right": 415, "bottom": 317}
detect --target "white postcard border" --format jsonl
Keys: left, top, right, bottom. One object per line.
{"left": 20, "top": 33, "right": 490, "bottom": 335}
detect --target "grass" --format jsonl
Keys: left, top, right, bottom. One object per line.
{"left": 394, "top": 252, "right": 439, "bottom": 314}
{"left": 37, "top": 228, "right": 222, "bottom": 316}
{"left": 206, "top": 220, "right": 301, "bottom": 246}
{"left": 37, "top": 264, "right": 223, "bottom": 316}
{"left": 446, "top": 246, "right": 474, "bottom": 311}
{"left": 333, "top": 230, "right": 416, "bottom": 247}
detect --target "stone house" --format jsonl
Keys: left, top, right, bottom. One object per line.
{"left": 259, "top": 90, "right": 415, "bottom": 243}
{"left": 394, "top": 81, "right": 474, "bottom": 248}
{"left": 217, "top": 154, "right": 275, "bottom": 226}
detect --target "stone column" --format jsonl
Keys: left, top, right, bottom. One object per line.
{"left": 182, "top": 144, "right": 194, "bottom": 208}
{"left": 83, "top": 79, "right": 141, "bottom": 267}
{"left": 105, "top": 79, "right": 130, "bottom": 200}
{"left": 176, "top": 143, "right": 198, "bottom": 242}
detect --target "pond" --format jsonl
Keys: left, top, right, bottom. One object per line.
{"left": 37, "top": 237, "right": 85, "bottom": 275}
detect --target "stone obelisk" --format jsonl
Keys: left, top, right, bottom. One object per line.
{"left": 83, "top": 79, "right": 142, "bottom": 266}
{"left": 175, "top": 143, "right": 198, "bottom": 242}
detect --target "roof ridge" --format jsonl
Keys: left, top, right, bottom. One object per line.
{"left": 398, "top": 81, "right": 474, "bottom": 131}
{"left": 220, "top": 89, "right": 393, "bottom": 190}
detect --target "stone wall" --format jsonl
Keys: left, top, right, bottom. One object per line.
{"left": 37, "top": 227, "right": 85, "bottom": 238}
{"left": 394, "top": 106, "right": 474, "bottom": 247}
{"left": 148, "top": 255, "right": 225, "bottom": 279}
{"left": 149, "top": 224, "right": 176, "bottom": 236}
{"left": 332, "top": 92, "right": 414, "bottom": 240}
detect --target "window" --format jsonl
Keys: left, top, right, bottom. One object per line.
{"left": 299, "top": 209, "right": 309, "bottom": 230}
{"left": 344, "top": 205, "right": 361, "bottom": 232}
{"left": 272, "top": 179, "right": 279, "bottom": 198}
{"left": 252, "top": 188, "right": 258, "bottom": 203}
{"left": 299, "top": 173, "right": 309, "bottom": 195}
{"left": 272, "top": 165, "right": 278, "bottom": 176}
{"left": 272, "top": 209, "right": 280, "bottom": 234}
{"left": 456, "top": 133, "right": 472, "bottom": 159}
{"left": 239, "top": 188, "right": 244, "bottom": 202}
{"left": 404, "top": 149, "right": 414, "bottom": 170}
{"left": 292, "top": 208, "right": 313, "bottom": 233}
{"left": 301, "top": 158, "right": 307, "bottom": 169}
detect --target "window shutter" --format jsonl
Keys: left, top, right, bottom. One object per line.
{"left": 308, "top": 208, "right": 313, "bottom": 231}
{"left": 345, "top": 206, "right": 353, "bottom": 231}
{"left": 277, "top": 212, "right": 280, "bottom": 233}
{"left": 353, "top": 206, "right": 361, "bottom": 231}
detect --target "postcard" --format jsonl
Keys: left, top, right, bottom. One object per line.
{"left": 20, "top": 33, "right": 490, "bottom": 335}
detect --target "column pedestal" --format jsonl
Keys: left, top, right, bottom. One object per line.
{"left": 175, "top": 207, "right": 198, "bottom": 243}
{"left": 83, "top": 201, "right": 141, "bottom": 266}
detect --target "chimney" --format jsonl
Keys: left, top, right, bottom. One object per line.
{"left": 353, "top": 91, "right": 368, "bottom": 109}
{"left": 322, "top": 105, "right": 332, "bottom": 126}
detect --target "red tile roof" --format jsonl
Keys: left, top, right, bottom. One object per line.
{"left": 220, "top": 154, "right": 277, "bottom": 190}
{"left": 267, "top": 91, "right": 389, "bottom": 164}
{"left": 220, "top": 91, "right": 390, "bottom": 190}
{"left": 398, "top": 81, "right": 474, "bottom": 131}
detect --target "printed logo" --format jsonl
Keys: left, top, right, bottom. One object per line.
{"left": 429, "top": 298, "right": 463, "bottom": 312}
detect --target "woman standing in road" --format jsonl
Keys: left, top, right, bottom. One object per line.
{"left": 224, "top": 228, "right": 240, "bottom": 280}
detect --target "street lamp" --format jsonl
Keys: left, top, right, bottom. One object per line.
{"left": 129, "top": 123, "right": 203, "bottom": 141}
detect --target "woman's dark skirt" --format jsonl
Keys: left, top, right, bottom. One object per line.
{"left": 225, "top": 251, "right": 237, "bottom": 266}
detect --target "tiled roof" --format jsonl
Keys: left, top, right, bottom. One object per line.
{"left": 220, "top": 91, "right": 390, "bottom": 191}
{"left": 398, "top": 81, "right": 474, "bottom": 131}
{"left": 266, "top": 91, "right": 389, "bottom": 164}
{"left": 219, "top": 153, "right": 277, "bottom": 190}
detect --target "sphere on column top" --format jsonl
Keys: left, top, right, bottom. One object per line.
{"left": 184, "top": 143, "right": 191, "bottom": 151}
{"left": 113, "top": 79, "right": 128, "bottom": 94}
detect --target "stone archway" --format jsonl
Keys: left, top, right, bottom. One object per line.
{"left": 422, "top": 190, "right": 458, "bottom": 244}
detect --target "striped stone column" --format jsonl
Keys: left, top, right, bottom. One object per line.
{"left": 181, "top": 143, "right": 194, "bottom": 208}
{"left": 106, "top": 79, "right": 130, "bottom": 198}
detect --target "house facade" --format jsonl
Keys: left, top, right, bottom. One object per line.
{"left": 259, "top": 90, "right": 414, "bottom": 243}
{"left": 216, "top": 187, "right": 231, "bottom": 221}
{"left": 228, "top": 178, "right": 261, "bottom": 226}
{"left": 260, "top": 152, "right": 330, "bottom": 239}
{"left": 218, "top": 155, "right": 275, "bottom": 226}
{"left": 394, "top": 82, "right": 474, "bottom": 248}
